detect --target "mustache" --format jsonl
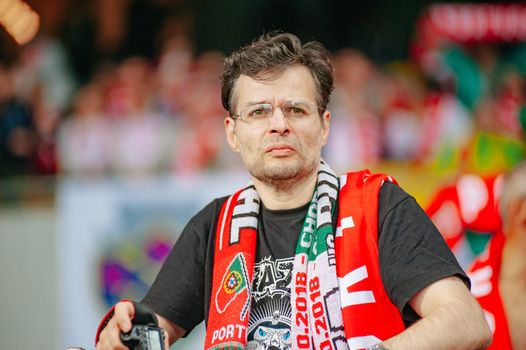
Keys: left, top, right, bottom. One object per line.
{"left": 260, "top": 137, "right": 296, "bottom": 148}
{"left": 261, "top": 140, "right": 298, "bottom": 152}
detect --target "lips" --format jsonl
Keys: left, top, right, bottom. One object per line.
{"left": 265, "top": 143, "right": 296, "bottom": 153}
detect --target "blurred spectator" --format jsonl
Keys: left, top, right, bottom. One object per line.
{"left": 491, "top": 66, "right": 525, "bottom": 138}
{"left": 107, "top": 58, "right": 173, "bottom": 177}
{"left": 0, "top": 35, "right": 78, "bottom": 178}
{"left": 426, "top": 173, "right": 503, "bottom": 268}
{"left": 420, "top": 92, "right": 473, "bottom": 170}
{"left": 381, "top": 63, "right": 427, "bottom": 161}
{"left": 30, "top": 84, "right": 60, "bottom": 175}
{"left": 12, "top": 36, "right": 76, "bottom": 116}
{"left": 0, "top": 63, "right": 37, "bottom": 177}
{"left": 171, "top": 51, "right": 231, "bottom": 174}
{"left": 323, "top": 49, "right": 382, "bottom": 173}
{"left": 467, "top": 162, "right": 526, "bottom": 349}
{"left": 426, "top": 162, "right": 526, "bottom": 349}
{"left": 155, "top": 35, "right": 194, "bottom": 116}
{"left": 58, "top": 84, "right": 112, "bottom": 176}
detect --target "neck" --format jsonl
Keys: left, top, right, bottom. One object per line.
{"left": 253, "top": 170, "right": 318, "bottom": 210}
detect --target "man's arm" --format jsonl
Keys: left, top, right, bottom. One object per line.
{"left": 157, "top": 313, "right": 186, "bottom": 345}
{"left": 95, "top": 301, "right": 187, "bottom": 349}
{"left": 381, "top": 276, "right": 492, "bottom": 350}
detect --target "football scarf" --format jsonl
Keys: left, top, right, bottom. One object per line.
{"left": 336, "top": 170, "right": 406, "bottom": 349}
{"left": 205, "top": 162, "right": 405, "bottom": 350}
{"left": 290, "top": 163, "right": 348, "bottom": 349}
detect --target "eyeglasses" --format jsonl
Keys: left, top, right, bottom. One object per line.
{"left": 232, "top": 100, "right": 323, "bottom": 124}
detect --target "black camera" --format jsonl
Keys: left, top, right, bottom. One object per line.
{"left": 120, "top": 302, "right": 165, "bottom": 350}
{"left": 120, "top": 324, "right": 165, "bottom": 350}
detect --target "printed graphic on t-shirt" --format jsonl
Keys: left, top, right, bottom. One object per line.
{"left": 247, "top": 256, "right": 293, "bottom": 350}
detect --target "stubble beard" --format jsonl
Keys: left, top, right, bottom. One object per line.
{"left": 247, "top": 154, "right": 320, "bottom": 191}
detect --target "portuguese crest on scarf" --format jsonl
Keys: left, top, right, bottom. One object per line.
{"left": 205, "top": 185, "right": 259, "bottom": 350}
{"left": 205, "top": 161, "right": 405, "bottom": 350}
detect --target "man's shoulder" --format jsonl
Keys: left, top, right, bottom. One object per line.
{"left": 379, "top": 181, "right": 410, "bottom": 202}
{"left": 339, "top": 169, "right": 410, "bottom": 198}
{"left": 340, "top": 169, "right": 398, "bottom": 188}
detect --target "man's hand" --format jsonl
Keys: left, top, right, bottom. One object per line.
{"left": 95, "top": 301, "right": 170, "bottom": 350}
{"left": 96, "top": 301, "right": 135, "bottom": 350}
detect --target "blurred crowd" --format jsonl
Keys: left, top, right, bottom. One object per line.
{"left": 326, "top": 39, "right": 526, "bottom": 174}
{"left": 1, "top": 30, "right": 525, "bottom": 179}
{"left": 0, "top": 34, "right": 233, "bottom": 178}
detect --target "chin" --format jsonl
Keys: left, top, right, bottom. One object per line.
{"left": 255, "top": 160, "right": 318, "bottom": 184}
{"left": 265, "top": 157, "right": 301, "bottom": 175}
{"left": 265, "top": 167, "right": 301, "bottom": 181}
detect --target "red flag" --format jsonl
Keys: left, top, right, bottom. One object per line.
{"left": 214, "top": 252, "right": 250, "bottom": 320}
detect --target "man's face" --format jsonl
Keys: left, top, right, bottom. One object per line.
{"left": 225, "top": 65, "right": 330, "bottom": 187}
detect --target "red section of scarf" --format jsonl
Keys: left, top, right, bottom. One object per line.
{"left": 204, "top": 189, "right": 257, "bottom": 350}
{"left": 336, "top": 170, "right": 405, "bottom": 347}
{"left": 468, "top": 233, "right": 513, "bottom": 349}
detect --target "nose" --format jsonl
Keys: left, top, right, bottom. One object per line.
{"left": 268, "top": 106, "right": 290, "bottom": 135}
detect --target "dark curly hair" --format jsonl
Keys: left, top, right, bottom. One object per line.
{"left": 221, "top": 31, "right": 334, "bottom": 116}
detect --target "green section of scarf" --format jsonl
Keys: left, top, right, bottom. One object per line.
{"left": 295, "top": 188, "right": 334, "bottom": 261}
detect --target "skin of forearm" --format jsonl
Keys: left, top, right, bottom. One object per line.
{"left": 382, "top": 300, "right": 491, "bottom": 350}
{"left": 157, "top": 314, "right": 186, "bottom": 345}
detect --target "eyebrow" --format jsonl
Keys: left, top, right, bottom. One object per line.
{"left": 243, "top": 100, "right": 271, "bottom": 106}
{"left": 243, "top": 99, "right": 313, "bottom": 106}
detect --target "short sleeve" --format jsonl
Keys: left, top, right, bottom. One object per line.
{"left": 377, "top": 182, "right": 470, "bottom": 325}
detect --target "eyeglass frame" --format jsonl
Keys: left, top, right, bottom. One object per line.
{"left": 230, "top": 100, "right": 326, "bottom": 123}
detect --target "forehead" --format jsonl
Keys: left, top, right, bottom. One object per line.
{"left": 232, "top": 66, "right": 318, "bottom": 109}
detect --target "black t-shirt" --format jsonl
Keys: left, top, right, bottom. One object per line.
{"left": 142, "top": 182, "right": 468, "bottom": 339}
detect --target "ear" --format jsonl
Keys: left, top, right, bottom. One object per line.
{"left": 224, "top": 116, "right": 239, "bottom": 152}
{"left": 320, "top": 110, "right": 331, "bottom": 146}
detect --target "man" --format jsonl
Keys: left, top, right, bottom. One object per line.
{"left": 468, "top": 162, "right": 526, "bottom": 349}
{"left": 95, "top": 32, "right": 491, "bottom": 350}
